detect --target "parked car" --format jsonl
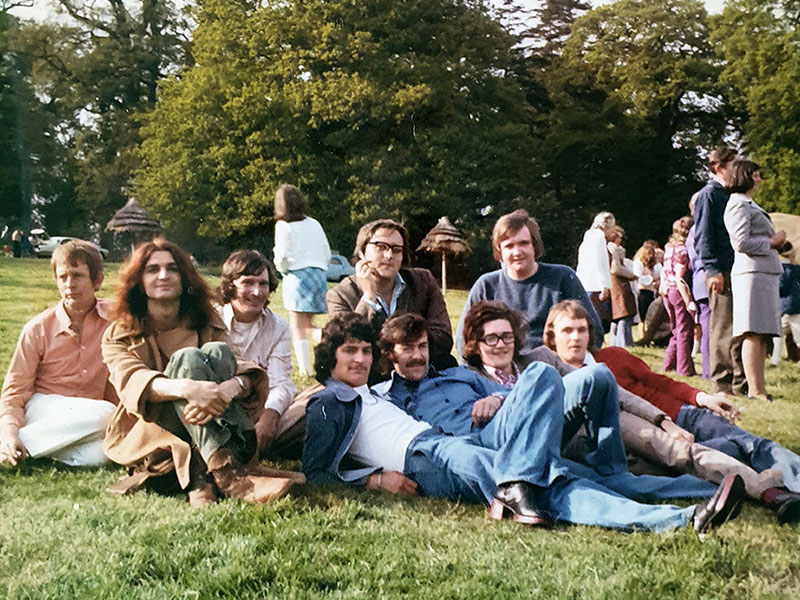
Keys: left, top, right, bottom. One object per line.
{"left": 326, "top": 253, "right": 355, "bottom": 282}
{"left": 32, "top": 230, "right": 109, "bottom": 259}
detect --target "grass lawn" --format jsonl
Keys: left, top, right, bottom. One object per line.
{"left": 2, "top": 255, "right": 800, "bottom": 599}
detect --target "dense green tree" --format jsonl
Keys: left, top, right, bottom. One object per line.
{"left": 711, "top": 0, "right": 800, "bottom": 214}
{"left": 135, "top": 0, "right": 535, "bottom": 258}
{"left": 14, "top": 1, "right": 191, "bottom": 237}
{"left": 0, "top": 10, "right": 29, "bottom": 228}
{"left": 535, "top": 0, "right": 726, "bottom": 255}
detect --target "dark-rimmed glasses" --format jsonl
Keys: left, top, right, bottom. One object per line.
{"left": 479, "top": 332, "right": 514, "bottom": 346}
{"left": 367, "top": 241, "right": 404, "bottom": 255}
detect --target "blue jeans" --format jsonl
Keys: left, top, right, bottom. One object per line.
{"left": 677, "top": 405, "right": 800, "bottom": 493}
{"left": 562, "top": 365, "right": 628, "bottom": 475}
{"left": 405, "top": 362, "right": 696, "bottom": 531}
{"left": 560, "top": 364, "right": 716, "bottom": 499}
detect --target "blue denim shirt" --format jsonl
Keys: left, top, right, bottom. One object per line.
{"left": 373, "top": 366, "right": 508, "bottom": 436}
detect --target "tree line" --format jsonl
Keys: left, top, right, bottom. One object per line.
{"left": 1, "top": 0, "right": 799, "bottom": 274}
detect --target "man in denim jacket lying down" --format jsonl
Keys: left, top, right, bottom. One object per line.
{"left": 302, "top": 313, "right": 743, "bottom": 533}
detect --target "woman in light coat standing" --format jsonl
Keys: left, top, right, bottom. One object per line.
{"left": 273, "top": 184, "right": 331, "bottom": 376}
{"left": 723, "top": 160, "right": 786, "bottom": 401}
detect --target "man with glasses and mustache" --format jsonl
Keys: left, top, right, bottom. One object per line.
{"left": 327, "top": 219, "right": 456, "bottom": 371}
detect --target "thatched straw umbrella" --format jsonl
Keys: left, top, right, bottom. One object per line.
{"left": 417, "top": 216, "right": 470, "bottom": 294}
{"left": 106, "top": 199, "right": 162, "bottom": 254}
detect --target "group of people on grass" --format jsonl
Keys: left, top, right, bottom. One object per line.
{"left": 2, "top": 159, "right": 800, "bottom": 535}
{"left": 576, "top": 148, "right": 800, "bottom": 407}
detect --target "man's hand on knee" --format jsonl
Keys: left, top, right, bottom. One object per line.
{"left": 183, "top": 380, "right": 229, "bottom": 417}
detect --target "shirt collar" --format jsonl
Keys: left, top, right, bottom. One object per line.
{"left": 375, "top": 272, "right": 406, "bottom": 315}
{"left": 324, "top": 378, "right": 362, "bottom": 402}
{"left": 54, "top": 298, "right": 101, "bottom": 334}
{"left": 583, "top": 352, "right": 597, "bottom": 366}
{"left": 221, "top": 302, "right": 271, "bottom": 329}
{"left": 483, "top": 362, "right": 519, "bottom": 387}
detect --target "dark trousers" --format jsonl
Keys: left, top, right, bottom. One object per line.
{"left": 676, "top": 405, "right": 800, "bottom": 493}
{"left": 707, "top": 272, "right": 745, "bottom": 394}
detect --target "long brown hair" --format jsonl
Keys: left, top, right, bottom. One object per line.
{"left": 112, "top": 238, "right": 216, "bottom": 333}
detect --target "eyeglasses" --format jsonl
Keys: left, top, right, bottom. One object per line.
{"left": 479, "top": 332, "right": 515, "bottom": 346}
{"left": 367, "top": 241, "right": 404, "bottom": 256}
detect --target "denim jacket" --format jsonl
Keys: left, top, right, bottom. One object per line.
{"left": 301, "top": 379, "right": 378, "bottom": 486}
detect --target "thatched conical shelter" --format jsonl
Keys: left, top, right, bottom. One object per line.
{"left": 106, "top": 199, "right": 162, "bottom": 253}
{"left": 417, "top": 216, "right": 470, "bottom": 294}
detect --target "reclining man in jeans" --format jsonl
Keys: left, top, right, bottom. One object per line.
{"left": 303, "top": 313, "right": 744, "bottom": 533}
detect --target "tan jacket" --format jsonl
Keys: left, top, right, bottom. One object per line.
{"left": 101, "top": 313, "right": 268, "bottom": 489}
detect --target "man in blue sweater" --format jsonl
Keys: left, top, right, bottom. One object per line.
{"left": 303, "top": 314, "right": 744, "bottom": 532}
{"left": 693, "top": 146, "right": 746, "bottom": 395}
{"left": 456, "top": 209, "right": 603, "bottom": 365}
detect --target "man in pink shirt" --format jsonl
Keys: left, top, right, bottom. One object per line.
{"left": 0, "top": 240, "right": 117, "bottom": 466}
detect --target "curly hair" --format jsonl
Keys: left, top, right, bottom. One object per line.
{"left": 376, "top": 312, "right": 430, "bottom": 375}
{"left": 543, "top": 300, "right": 597, "bottom": 354}
{"left": 461, "top": 301, "right": 526, "bottom": 368}
{"left": 111, "top": 238, "right": 216, "bottom": 333}
{"left": 668, "top": 216, "right": 694, "bottom": 244}
{"left": 219, "top": 249, "right": 279, "bottom": 305}
{"left": 492, "top": 209, "right": 545, "bottom": 261}
{"left": 314, "top": 314, "right": 378, "bottom": 384}
{"left": 708, "top": 146, "right": 737, "bottom": 175}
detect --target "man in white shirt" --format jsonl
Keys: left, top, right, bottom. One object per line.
{"left": 218, "top": 250, "right": 297, "bottom": 453}
{"left": 302, "top": 315, "right": 745, "bottom": 533}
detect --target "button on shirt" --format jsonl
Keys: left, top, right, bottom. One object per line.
{"left": 374, "top": 366, "right": 507, "bottom": 436}
{"left": 1, "top": 299, "right": 114, "bottom": 429}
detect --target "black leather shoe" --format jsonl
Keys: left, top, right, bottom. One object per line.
{"left": 489, "top": 482, "right": 552, "bottom": 526}
{"left": 766, "top": 490, "right": 800, "bottom": 525}
{"left": 693, "top": 474, "right": 745, "bottom": 533}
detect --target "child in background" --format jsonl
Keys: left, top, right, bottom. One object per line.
{"left": 662, "top": 217, "right": 696, "bottom": 376}
{"left": 273, "top": 184, "right": 331, "bottom": 376}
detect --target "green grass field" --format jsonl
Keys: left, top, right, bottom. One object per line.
{"left": 2, "top": 255, "right": 800, "bottom": 599}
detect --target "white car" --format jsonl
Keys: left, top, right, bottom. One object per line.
{"left": 33, "top": 231, "right": 109, "bottom": 259}
{"left": 326, "top": 253, "right": 355, "bottom": 282}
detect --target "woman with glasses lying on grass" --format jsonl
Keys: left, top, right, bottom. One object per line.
{"left": 461, "top": 300, "right": 800, "bottom": 524}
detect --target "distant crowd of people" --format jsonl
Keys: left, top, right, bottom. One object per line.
{"left": 575, "top": 148, "right": 800, "bottom": 406}
{"left": 2, "top": 150, "right": 800, "bottom": 535}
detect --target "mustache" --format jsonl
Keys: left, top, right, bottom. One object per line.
{"left": 405, "top": 359, "right": 428, "bottom": 368}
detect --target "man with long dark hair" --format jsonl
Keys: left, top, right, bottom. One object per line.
{"left": 102, "top": 238, "right": 297, "bottom": 506}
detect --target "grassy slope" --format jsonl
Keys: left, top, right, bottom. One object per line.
{"left": 1, "top": 256, "right": 800, "bottom": 599}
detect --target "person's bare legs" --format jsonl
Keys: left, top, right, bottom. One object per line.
{"left": 741, "top": 333, "right": 768, "bottom": 399}
{"left": 289, "top": 311, "right": 319, "bottom": 375}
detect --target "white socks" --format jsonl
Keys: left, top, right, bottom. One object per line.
{"left": 294, "top": 339, "right": 313, "bottom": 376}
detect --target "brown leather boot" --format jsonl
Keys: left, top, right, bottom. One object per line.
{"left": 245, "top": 457, "right": 307, "bottom": 484}
{"left": 187, "top": 482, "right": 218, "bottom": 508}
{"left": 207, "top": 448, "right": 294, "bottom": 504}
